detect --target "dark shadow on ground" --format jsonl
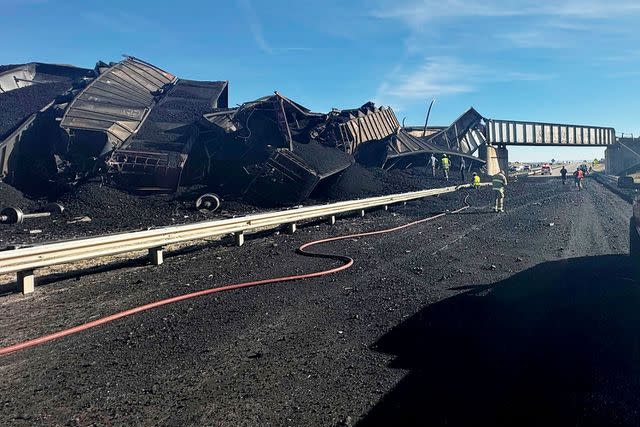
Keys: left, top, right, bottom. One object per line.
{"left": 359, "top": 255, "right": 640, "bottom": 427}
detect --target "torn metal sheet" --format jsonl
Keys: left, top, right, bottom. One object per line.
{"left": 426, "top": 108, "right": 485, "bottom": 154}
{"left": 199, "top": 93, "right": 352, "bottom": 204}
{"left": 0, "top": 63, "right": 90, "bottom": 93}
{"left": 312, "top": 103, "right": 400, "bottom": 154}
{"left": 355, "top": 128, "right": 485, "bottom": 169}
{"left": 403, "top": 126, "right": 446, "bottom": 138}
{"left": 243, "top": 148, "right": 321, "bottom": 205}
{"left": 60, "top": 57, "right": 176, "bottom": 156}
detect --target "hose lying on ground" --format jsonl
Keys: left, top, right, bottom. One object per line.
{"left": 0, "top": 200, "right": 470, "bottom": 357}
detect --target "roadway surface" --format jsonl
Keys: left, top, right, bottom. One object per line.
{"left": 1, "top": 176, "right": 637, "bottom": 426}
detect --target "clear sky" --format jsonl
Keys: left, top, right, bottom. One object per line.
{"left": 2, "top": 0, "right": 639, "bottom": 162}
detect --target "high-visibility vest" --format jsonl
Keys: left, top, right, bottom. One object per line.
{"left": 492, "top": 175, "right": 506, "bottom": 190}
{"left": 473, "top": 175, "right": 481, "bottom": 186}
{"left": 442, "top": 158, "right": 450, "bottom": 169}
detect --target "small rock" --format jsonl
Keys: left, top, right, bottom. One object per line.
{"left": 548, "top": 222, "right": 555, "bottom": 227}
{"left": 67, "top": 216, "right": 91, "bottom": 224}
{"left": 516, "top": 257, "right": 523, "bottom": 262}
{"left": 337, "top": 416, "right": 353, "bottom": 427}
{"left": 490, "top": 264, "right": 497, "bottom": 270}
{"left": 28, "top": 229, "right": 42, "bottom": 234}
{"left": 271, "top": 243, "right": 278, "bottom": 248}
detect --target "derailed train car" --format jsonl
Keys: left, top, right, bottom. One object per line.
{"left": 0, "top": 56, "right": 485, "bottom": 206}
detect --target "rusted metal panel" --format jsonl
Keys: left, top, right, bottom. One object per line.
{"left": 486, "top": 119, "right": 615, "bottom": 146}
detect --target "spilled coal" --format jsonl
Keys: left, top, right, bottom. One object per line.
{"left": 0, "top": 82, "right": 71, "bottom": 139}
{"left": 0, "top": 163, "right": 470, "bottom": 245}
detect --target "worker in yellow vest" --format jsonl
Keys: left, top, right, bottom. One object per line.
{"left": 441, "top": 154, "right": 450, "bottom": 180}
{"left": 492, "top": 171, "right": 508, "bottom": 212}
{"left": 472, "top": 172, "right": 481, "bottom": 189}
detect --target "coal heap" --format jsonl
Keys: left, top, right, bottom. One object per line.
{"left": 126, "top": 80, "right": 227, "bottom": 152}
{"left": 0, "top": 82, "right": 72, "bottom": 139}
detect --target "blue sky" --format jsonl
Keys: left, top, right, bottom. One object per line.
{"left": 2, "top": 0, "right": 639, "bottom": 161}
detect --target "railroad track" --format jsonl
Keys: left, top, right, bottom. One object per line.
{"left": 0, "top": 183, "right": 488, "bottom": 294}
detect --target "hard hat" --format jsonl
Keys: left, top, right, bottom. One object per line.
{"left": 443, "top": 154, "right": 447, "bottom": 157}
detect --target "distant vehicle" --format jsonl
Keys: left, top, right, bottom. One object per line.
{"left": 523, "top": 165, "right": 531, "bottom": 171}
{"left": 540, "top": 164, "right": 552, "bottom": 175}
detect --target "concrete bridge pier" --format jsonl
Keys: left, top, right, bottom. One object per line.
{"left": 479, "top": 144, "right": 508, "bottom": 175}
{"left": 605, "top": 139, "right": 640, "bottom": 175}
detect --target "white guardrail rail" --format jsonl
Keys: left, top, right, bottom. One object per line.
{"left": 0, "top": 183, "right": 489, "bottom": 294}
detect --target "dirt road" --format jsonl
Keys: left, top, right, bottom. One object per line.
{"left": 1, "top": 177, "right": 637, "bottom": 426}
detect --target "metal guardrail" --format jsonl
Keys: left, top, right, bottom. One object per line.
{"left": 1, "top": 183, "right": 488, "bottom": 294}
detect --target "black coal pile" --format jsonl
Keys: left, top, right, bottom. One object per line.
{"left": 292, "top": 141, "right": 354, "bottom": 178}
{"left": 0, "top": 181, "right": 37, "bottom": 211}
{"left": 130, "top": 80, "right": 226, "bottom": 151}
{"left": 0, "top": 82, "right": 71, "bottom": 139}
{"left": 321, "top": 164, "right": 465, "bottom": 201}
{"left": 0, "top": 180, "right": 265, "bottom": 245}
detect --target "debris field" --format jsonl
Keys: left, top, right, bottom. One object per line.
{"left": 1, "top": 177, "right": 638, "bottom": 426}
{"left": 1, "top": 56, "right": 486, "bottom": 213}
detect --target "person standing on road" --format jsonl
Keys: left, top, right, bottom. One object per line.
{"left": 473, "top": 172, "right": 481, "bottom": 189}
{"left": 429, "top": 153, "right": 437, "bottom": 177}
{"left": 574, "top": 167, "right": 584, "bottom": 190}
{"left": 442, "top": 154, "right": 450, "bottom": 180}
{"left": 460, "top": 157, "right": 466, "bottom": 181}
{"left": 492, "top": 171, "right": 508, "bottom": 212}
{"left": 560, "top": 165, "right": 567, "bottom": 185}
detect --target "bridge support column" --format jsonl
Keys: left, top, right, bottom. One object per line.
{"left": 605, "top": 142, "right": 640, "bottom": 175}
{"left": 481, "top": 144, "right": 508, "bottom": 175}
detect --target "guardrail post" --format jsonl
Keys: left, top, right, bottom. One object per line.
{"left": 403, "top": 202, "right": 407, "bottom": 206}
{"left": 287, "top": 223, "right": 297, "bottom": 234}
{"left": 234, "top": 231, "right": 245, "bottom": 246}
{"left": 328, "top": 215, "right": 336, "bottom": 225}
{"left": 16, "top": 270, "right": 35, "bottom": 294}
{"left": 148, "top": 247, "right": 164, "bottom": 266}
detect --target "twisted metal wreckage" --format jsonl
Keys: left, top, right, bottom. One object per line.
{"left": 0, "top": 57, "right": 489, "bottom": 205}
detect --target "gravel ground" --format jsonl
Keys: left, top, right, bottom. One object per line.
{"left": 1, "top": 177, "right": 636, "bottom": 426}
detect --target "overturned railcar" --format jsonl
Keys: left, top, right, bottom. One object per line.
{"left": 0, "top": 56, "right": 487, "bottom": 206}
{"left": 0, "top": 63, "right": 93, "bottom": 193}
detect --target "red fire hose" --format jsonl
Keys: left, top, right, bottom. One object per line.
{"left": 0, "top": 203, "right": 469, "bottom": 357}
